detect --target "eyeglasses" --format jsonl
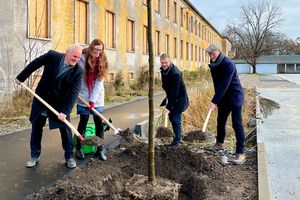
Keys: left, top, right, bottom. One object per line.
{"left": 93, "top": 48, "right": 102, "bottom": 53}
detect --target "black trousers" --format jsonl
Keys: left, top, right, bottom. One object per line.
{"left": 217, "top": 105, "right": 245, "bottom": 154}
{"left": 30, "top": 114, "right": 73, "bottom": 159}
{"left": 76, "top": 114, "right": 104, "bottom": 150}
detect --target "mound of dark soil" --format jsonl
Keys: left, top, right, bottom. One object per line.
{"left": 27, "top": 130, "right": 258, "bottom": 200}
{"left": 156, "top": 127, "right": 173, "bottom": 138}
{"left": 183, "top": 130, "right": 207, "bottom": 142}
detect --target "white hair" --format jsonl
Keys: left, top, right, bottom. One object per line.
{"left": 66, "top": 44, "right": 83, "bottom": 52}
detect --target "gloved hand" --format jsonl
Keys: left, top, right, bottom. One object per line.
{"left": 89, "top": 101, "right": 95, "bottom": 110}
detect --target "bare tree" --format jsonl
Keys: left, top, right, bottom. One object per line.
{"left": 271, "top": 33, "right": 300, "bottom": 55}
{"left": 147, "top": 0, "right": 155, "bottom": 183}
{"left": 224, "top": 0, "right": 282, "bottom": 73}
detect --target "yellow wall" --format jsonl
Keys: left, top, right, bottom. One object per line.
{"left": 32, "top": 0, "right": 229, "bottom": 79}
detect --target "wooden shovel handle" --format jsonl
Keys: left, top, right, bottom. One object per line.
{"left": 77, "top": 96, "right": 120, "bottom": 134}
{"left": 164, "top": 110, "right": 168, "bottom": 128}
{"left": 20, "top": 83, "right": 84, "bottom": 141}
{"left": 202, "top": 109, "right": 212, "bottom": 132}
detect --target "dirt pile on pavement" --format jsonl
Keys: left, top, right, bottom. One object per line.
{"left": 27, "top": 129, "right": 257, "bottom": 200}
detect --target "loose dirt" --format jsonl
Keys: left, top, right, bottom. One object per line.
{"left": 27, "top": 128, "right": 257, "bottom": 200}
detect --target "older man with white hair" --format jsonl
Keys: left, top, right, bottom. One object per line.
{"left": 15, "top": 44, "right": 83, "bottom": 169}
{"left": 206, "top": 44, "right": 246, "bottom": 165}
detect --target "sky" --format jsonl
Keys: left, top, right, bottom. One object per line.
{"left": 189, "top": 0, "right": 299, "bottom": 40}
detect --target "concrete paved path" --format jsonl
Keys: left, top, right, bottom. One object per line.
{"left": 257, "top": 88, "right": 300, "bottom": 200}
{"left": 252, "top": 74, "right": 300, "bottom": 200}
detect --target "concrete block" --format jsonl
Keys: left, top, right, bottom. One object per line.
{"left": 135, "top": 113, "right": 163, "bottom": 138}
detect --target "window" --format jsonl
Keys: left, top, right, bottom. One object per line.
{"left": 28, "top": 0, "right": 50, "bottom": 38}
{"left": 180, "top": 7, "right": 183, "bottom": 27}
{"left": 195, "top": 20, "right": 197, "bottom": 35}
{"left": 75, "top": 0, "right": 88, "bottom": 44}
{"left": 165, "top": 34, "right": 169, "bottom": 54}
{"left": 173, "top": 37, "right": 177, "bottom": 58}
{"left": 180, "top": 40, "right": 183, "bottom": 59}
{"left": 191, "top": 16, "right": 193, "bottom": 33}
{"left": 186, "top": 42, "right": 189, "bottom": 59}
{"left": 106, "top": 11, "right": 116, "bottom": 48}
{"left": 127, "top": 19, "right": 135, "bottom": 52}
{"left": 173, "top": 1, "right": 177, "bottom": 23}
{"left": 108, "top": 72, "right": 115, "bottom": 82}
{"left": 155, "top": 30, "right": 160, "bottom": 55}
{"left": 202, "top": 25, "right": 205, "bottom": 41}
{"left": 199, "top": 47, "right": 201, "bottom": 62}
{"left": 155, "top": 0, "right": 160, "bottom": 13}
{"left": 128, "top": 72, "right": 134, "bottom": 80}
{"left": 191, "top": 44, "right": 193, "bottom": 60}
{"left": 143, "top": 26, "right": 148, "bottom": 54}
{"left": 195, "top": 45, "right": 197, "bottom": 61}
{"left": 198, "top": 23, "right": 201, "bottom": 37}
{"left": 165, "top": 0, "right": 170, "bottom": 18}
{"left": 186, "top": 12, "right": 189, "bottom": 30}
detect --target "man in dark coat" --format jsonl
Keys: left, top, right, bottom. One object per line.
{"left": 206, "top": 44, "right": 246, "bottom": 165}
{"left": 15, "top": 44, "right": 83, "bottom": 168}
{"left": 160, "top": 53, "right": 189, "bottom": 146}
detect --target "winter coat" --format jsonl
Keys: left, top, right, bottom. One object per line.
{"left": 209, "top": 53, "right": 244, "bottom": 107}
{"left": 160, "top": 63, "right": 189, "bottom": 113}
{"left": 16, "top": 50, "right": 83, "bottom": 129}
{"left": 76, "top": 53, "right": 105, "bottom": 107}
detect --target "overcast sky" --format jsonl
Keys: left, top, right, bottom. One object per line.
{"left": 189, "top": 0, "right": 299, "bottom": 40}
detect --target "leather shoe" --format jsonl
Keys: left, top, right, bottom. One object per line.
{"left": 66, "top": 158, "right": 77, "bottom": 169}
{"left": 26, "top": 157, "right": 39, "bottom": 168}
{"left": 76, "top": 149, "right": 85, "bottom": 160}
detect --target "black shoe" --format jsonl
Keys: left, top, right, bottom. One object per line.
{"left": 76, "top": 149, "right": 85, "bottom": 160}
{"left": 94, "top": 147, "right": 107, "bottom": 161}
{"left": 98, "top": 150, "right": 107, "bottom": 161}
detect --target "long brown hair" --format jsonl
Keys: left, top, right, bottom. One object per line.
{"left": 83, "top": 39, "right": 108, "bottom": 80}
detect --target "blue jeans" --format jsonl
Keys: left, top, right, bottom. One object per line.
{"left": 168, "top": 112, "right": 182, "bottom": 144}
{"left": 30, "top": 114, "right": 74, "bottom": 159}
{"left": 217, "top": 105, "right": 245, "bottom": 154}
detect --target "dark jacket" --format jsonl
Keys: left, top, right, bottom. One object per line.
{"left": 160, "top": 63, "right": 189, "bottom": 113}
{"left": 209, "top": 53, "right": 244, "bottom": 107}
{"left": 16, "top": 50, "right": 83, "bottom": 129}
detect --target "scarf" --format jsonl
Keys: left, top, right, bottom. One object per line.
{"left": 208, "top": 52, "right": 226, "bottom": 70}
{"left": 86, "top": 57, "right": 99, "bottom": 98}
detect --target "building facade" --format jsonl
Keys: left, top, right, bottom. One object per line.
{"left": 0, "top": 0, "right": 231, "bottom": 94}
{"left": 234, "top": 55, "right": 300, "bottom": 74}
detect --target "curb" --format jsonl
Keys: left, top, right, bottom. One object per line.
{"left": 256, "top": 89, "right": 272, "bottom": 200}
{"left": 257, "top": 143, "right": 272, "bottom": 200}
{"left": 134, "top": 113, "right": 163, "bottom": 138}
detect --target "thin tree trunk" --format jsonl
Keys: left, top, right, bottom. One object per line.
{"left": 147, "top": 0, "right": 155, "bottom": 183}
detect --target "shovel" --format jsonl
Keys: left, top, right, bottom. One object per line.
{"left": 202, "top": 109, "right": 212, "bottom": 133}
{"left": 164, "top": 109, "right": 168, "bottom": 128}
{"left": 20, "top": 83, "right": 103, "bottom": 146}
{"left": 77, "top": 96, "right": 121, "bottom": 134}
